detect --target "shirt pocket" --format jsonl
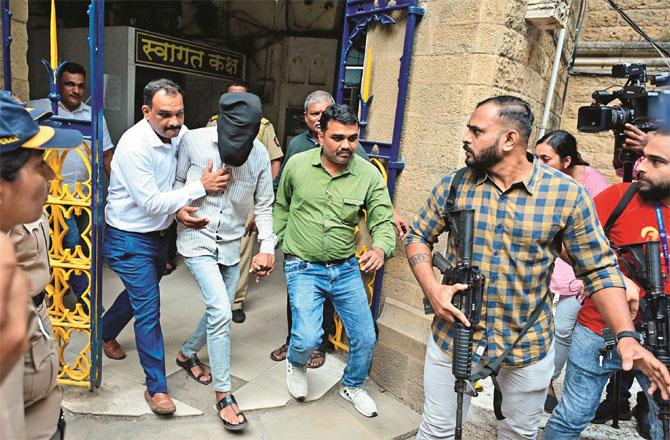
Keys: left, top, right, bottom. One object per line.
{"left": 341, "top": 198, "right": 363, "bottom": 226}
{"left": 512, "top": 218, "right": 561, "bottom": 264}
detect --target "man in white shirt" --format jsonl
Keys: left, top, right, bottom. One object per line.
{"left": 101, "top": 79, "right": 230, "bottom": 415}
{"left": 31, "top": 62, "right": 115, "bottom": 307}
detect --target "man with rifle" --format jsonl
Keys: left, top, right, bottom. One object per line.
{"left": 405, "top": 96, "right": 670, "bottom": 439}
{"left": 545, "top": 129, "right": 670, "bottom": 440}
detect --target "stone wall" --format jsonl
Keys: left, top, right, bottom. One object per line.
{"left": 0, "top": 0, "right": 29, "bottom": 99}
{"left": 366, "top": 0, "right": 580, "bottom": 410}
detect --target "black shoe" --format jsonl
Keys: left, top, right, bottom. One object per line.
{"left": 232, "top": 309, "right": 246, "bottom": 323}
{"left": 633, "top": 391, "right": 651, "bottom": 439}
{"left": 592, "top": 398, "right": 632, "bottom": 424}
{"left": 544, "top": 393, "right": 559, "bottom": 413}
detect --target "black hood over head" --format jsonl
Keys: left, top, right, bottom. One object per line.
{"left": 216, "top": 92, "right": 262, "bottom": 166}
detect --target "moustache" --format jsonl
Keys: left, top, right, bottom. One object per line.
{"left": 463, "top": 144, "right": 473, "bottom": 154}
{"left": 165, "top": 125, "right": 182, "bottom": 131}
{"left": 336, "top": 148, "right": 352, "bottom": 155}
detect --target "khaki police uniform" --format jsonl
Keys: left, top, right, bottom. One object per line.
{"left": 0, "top": 214, "right": 62, "bottom": 440}
{"left": 207, "top": 115, "right": 283, "bottom": 311}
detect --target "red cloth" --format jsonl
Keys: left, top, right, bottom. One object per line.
{"left": 577, "top": 182, "right": 670, "bottom": 335}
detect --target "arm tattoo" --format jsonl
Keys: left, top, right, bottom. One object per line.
{"left": 408, "top": 253, "right": 431, "bottom": 268}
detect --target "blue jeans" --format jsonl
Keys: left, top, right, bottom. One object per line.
{"left": 544, "top": 323, "right": 662, "bottom": 440}
{"left": 286, "top": 256, "right": 376, "bottom": 388}
{"left": 64, "top": 213, "right": 89, "bottom": 302}
{"left": 101, "top": 226, "right": 168, "bottom": 395}
{"left": 181, "top": 254, "right": 240, "bottom": 392}
{"left": 552, "top": 295, "right": 581, "bottom": 380}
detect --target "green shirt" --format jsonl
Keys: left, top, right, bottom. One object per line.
{"left": 274, "top": 130, "right": 370, "bottom": 190}
{"left": 274, "top": 148, "right": 396, "bottom": 262}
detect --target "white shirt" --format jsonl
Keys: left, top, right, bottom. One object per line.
{"left": 175, "top": 127, "right": 276, "bottom": 265}
{"left": 105, "top": 119, "right": 205, "bottom": 233}
{"left": 30, "top": 99, "right": 114, "bottom": 188}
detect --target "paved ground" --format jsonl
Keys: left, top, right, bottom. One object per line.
{"left": 61, "top": 252, "right": 422, "bottom": 439}
{"left": 59, "top": 252, "right": 648, "bottom": 439}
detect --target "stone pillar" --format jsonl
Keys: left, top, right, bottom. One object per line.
{"left": 365, "top": 0, "right": 579, "bottom": 410}
{"left": 0, "top": 0, "right": 29, "bottom": 99}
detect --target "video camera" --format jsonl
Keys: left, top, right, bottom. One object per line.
{"left": 577, "top": 64, "right": 670, "bottom": 181}
{"left": 578, "top": 64, "right": 670, "bottom": 133}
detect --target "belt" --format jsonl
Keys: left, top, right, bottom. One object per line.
{"left": 107, "top": 224, "right": 169, "bottom": 238}
{"left": 284, "top": 254, "right": 354, "bottom": 266}
{"left": 32, "top": 290, "right": 47, "bottom": 307}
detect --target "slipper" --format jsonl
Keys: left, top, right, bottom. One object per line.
{"left": 176, "top": 354, "right": 212, "bottom": 385}
{"left": 217, "top": 394, "right": 249, "bottom": 431}
{"left": 270, "top": 343, "right": 288, "bottom": 362}
{"left": 307, "top": 350, "right": 326, "bottom": 369}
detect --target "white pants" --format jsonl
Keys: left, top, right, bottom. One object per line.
{"left": 418, "top": 335, "right": 554, "bottom": 440}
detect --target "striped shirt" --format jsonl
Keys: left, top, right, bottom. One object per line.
{"left": 175, "top": 126, "right": 276, "bottom": 266}
{"left": 406, "top": 156, "right": 625, "bottom": 367}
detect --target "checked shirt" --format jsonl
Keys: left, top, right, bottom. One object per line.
{"left": 406, "top": 156, "right": 624, "bottom": 367}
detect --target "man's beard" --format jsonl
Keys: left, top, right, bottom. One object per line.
{"left": 639, "top": 176, "right": 670, "bottom": 202}
{"left": 464, "top": 141, "right": 502, "bottom": 172}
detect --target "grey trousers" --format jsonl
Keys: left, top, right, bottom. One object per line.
{"left": 417, "top": 335, "right": 554, "bottom": 440}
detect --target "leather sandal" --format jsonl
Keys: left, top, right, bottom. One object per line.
{"left": 176, "top": 354, "right": 212, "bottom": 385}
{"left": 217, "top": 394, "right": 249, "bottom": 431}
{"left": 270, "top": 343, "right": 288, "bottom": 362}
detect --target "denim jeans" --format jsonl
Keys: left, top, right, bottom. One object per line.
{"left": 63, "top": 213, "right": 89, "bottom": 301}
{"left": 552, "top": 295, "right": 581, "bottom": 380}
{"left": 101, "top": 225, "right": 168, "bottom": 395}
{"left": 418, "top": 336, "right": 554, "bottom": 440}
{"left": 286, "top": 256, "right": 376, "bottom": 388}
{"left": 181, "top": 254, "right": 240, "bottom": 392}
{"left": 544, "top": 323, "right": 662, "bottom": 440}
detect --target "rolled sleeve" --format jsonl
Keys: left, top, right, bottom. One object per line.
{"left": 563, "top": 185, "right": 625, "bottom": 295}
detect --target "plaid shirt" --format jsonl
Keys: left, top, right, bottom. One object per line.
{"left": 406, "top": 157, "right": 625, "bottom": 367}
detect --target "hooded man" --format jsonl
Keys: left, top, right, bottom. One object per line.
{"left": 173, "top": 92, "right": 276, "bottom": 431}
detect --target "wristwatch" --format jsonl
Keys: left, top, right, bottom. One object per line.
{"left": 615, "top": 330, "right": 644, "bottom": 345}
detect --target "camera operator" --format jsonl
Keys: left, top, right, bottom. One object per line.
{"left": 612, "top": 123, "right": 652, "bottom": 180}
{"left": 545, "top": 129, "right": 670, "bottom": 440}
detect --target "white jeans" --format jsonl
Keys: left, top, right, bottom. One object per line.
{"left": 418, "top": 335, "right": 555, "bottom": 440}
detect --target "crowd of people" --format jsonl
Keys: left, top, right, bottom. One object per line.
{"left": 0, "top": 62, "right": 669, "bottom": 440}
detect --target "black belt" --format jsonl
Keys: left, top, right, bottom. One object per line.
{"left": 32, "top": 290, "right": 47, "bottom": 307}
{"left": 285, "top": 254, "right": 354, "bottom": 266}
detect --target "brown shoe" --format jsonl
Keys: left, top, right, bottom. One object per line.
{"left": 102, "top": 339, "right": 126, "bottom": 360}
{"left": 144, "top": 391, "right": 176, "bottom": 416}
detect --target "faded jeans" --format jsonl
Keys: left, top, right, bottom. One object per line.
{"left": 552, "top": 295, "right": 581, "bottom": 380}
{"left": 181, "top": 254, "right": 240, "bottom": 392}
{"left": 285, "top": 256, "right": 376, "bottom": 388}
{"left": 544, "top": 323, "right": 662, "bottom": 440}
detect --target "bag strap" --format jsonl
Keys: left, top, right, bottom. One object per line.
{"left": 446, "top": 167, "right": 469, "bottom": 211}
{"left": 467, "top": 291, "right": 551, "bottom": 419}
{"left": 604, "top": 182, "right": 639, "bottom": 235}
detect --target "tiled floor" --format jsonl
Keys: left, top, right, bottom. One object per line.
{"left": 62, "top": 252, "right": 422, "bottom": 439}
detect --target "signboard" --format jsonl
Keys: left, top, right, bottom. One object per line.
{"left": 134, "top": 29, "right": 245, "bottom": 80}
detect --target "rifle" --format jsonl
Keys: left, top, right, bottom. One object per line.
{"left": 636, "top": 240, "right": 670, "bottom": 439}
{"left": 424, "top": 208, "right": 485, "bottom": 440}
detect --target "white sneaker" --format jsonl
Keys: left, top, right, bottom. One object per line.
{"left": 286, "top": 360, "right": 308, "bottom": 401}
{"left": 339, "top": 385, "right": 378, "bottom": 417}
